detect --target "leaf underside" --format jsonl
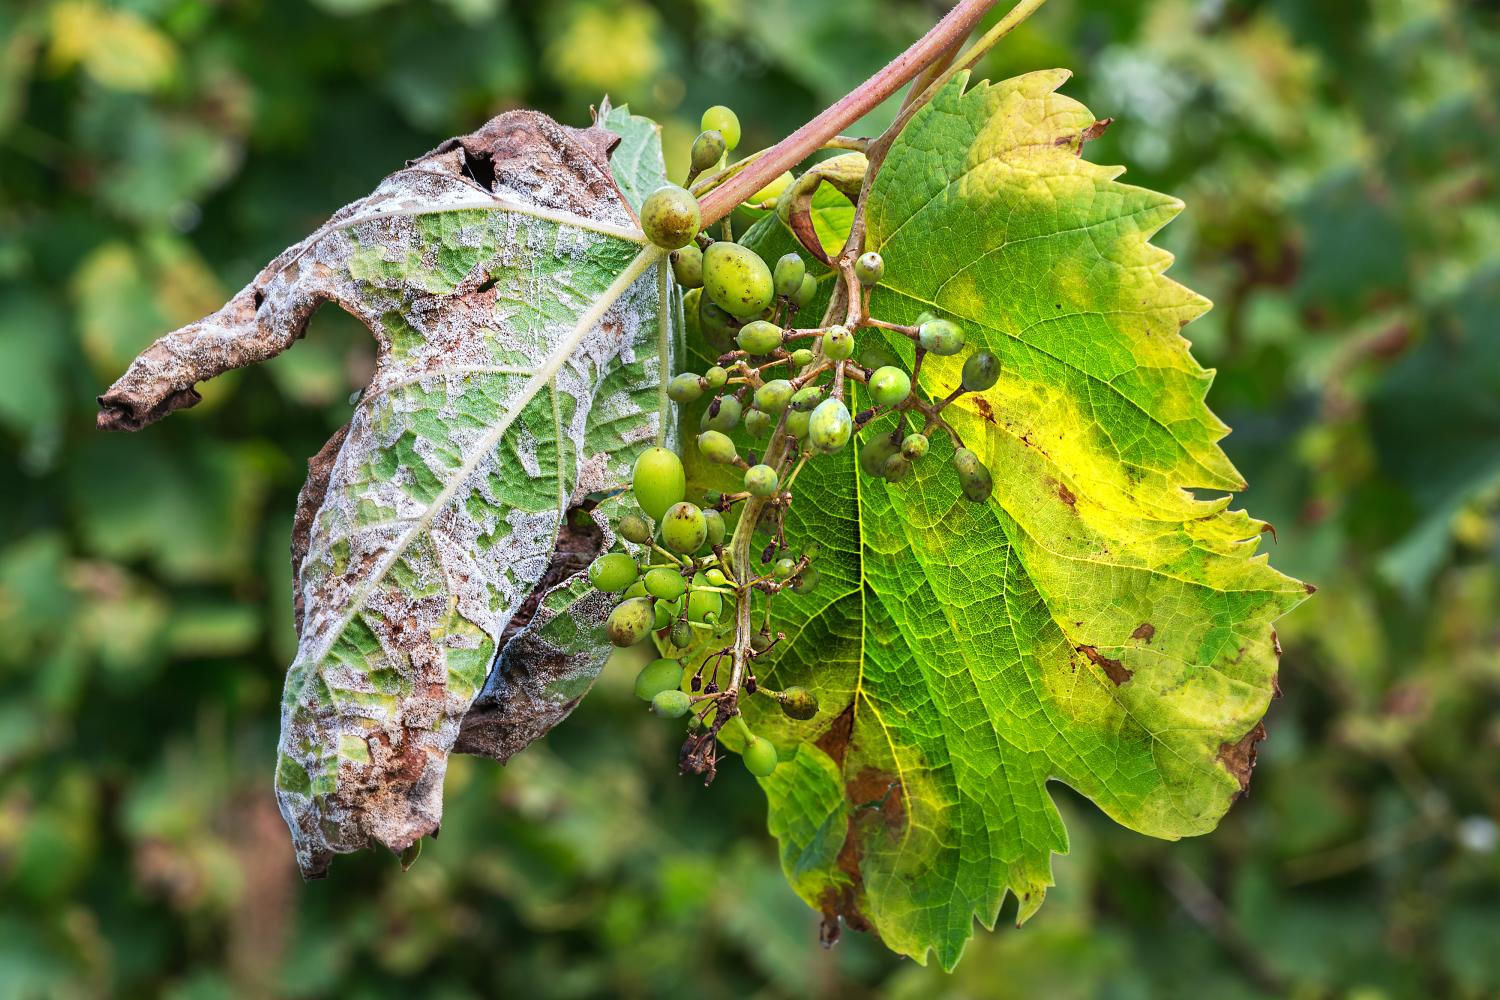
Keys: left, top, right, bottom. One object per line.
{"left": 738, "top": 71, "right": 1310, "bottom": 968}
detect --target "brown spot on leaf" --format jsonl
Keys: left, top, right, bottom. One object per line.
{"left": 290, "top": 423, "right": 351, "bottom": 636}
{"left": 1057, "top": 483, "right": 1077, "bottom": 507}
{"left": 1217, "top": 722, "right": 1266, "bottom": 797}
{"left": 1077, "top": 645, "right": 1132, "bottom": 685}
{"left": 1081, "top": 118, "right": 1113, "bottom": 142}
{"left": 1261, "top": 522, "right": 1278, "bottom": 543}
{"left": 973, "top": 397, "right": 996, "bottom": 423}
{"left": 1131, "top": 622, "right": 1156, "bottom": 643}
{"left": 814, "top": 703, "right": 855, "bottom": 769}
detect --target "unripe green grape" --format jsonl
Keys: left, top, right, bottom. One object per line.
{"left": 700, "top": 395, "right": 742, "bottom": 432}
{"left": 644, "top": 567, "right": 687, "bottom": 601}
{"left": 653, "top": 598, "right": 675, "bottom": 629}
{"left": 699, "top": 297, "right": 739, "bottom": 341}
{"left": 953, "top": 448, "right": 994, "bottom": 503}
{"left": 697, "top": 429, "right": 738, "bottom": 465}
{"left": 901, "top": 433, "right": 929, "bottom": 460}
{"left": 702, "top": 508, "right": 726, "bottom": 547}
{"left": 607, "top": 597, "right": 655, "bottom": 647}
{"left": 737, "top": 319, "right": 782, "bottom": 355}
{"left": 588, "top": 552, "right": 638, "bottom": 592}
{"left": 868, "top": 366, "right": 912, "bottom": 407}
{"left": 666, "top": 372, "right": 703, "bottom": 403}
{"left": 774, "top": 253, "right": 806, "bottom": 298}
{"left": 744, "top": 464, "right": 779, "bottom": 497}
{"left": 786, "top": 409, "right": 811, "bottom": 438}
{"left": 617, "top": 512, "right": 652, "bottom": 545}
{"left": 792, "top": 273, "right": 816, "bottom": 310}
{"left": 670, "top": 619, "right": 693, "bottom": 648}
{"left": 808, "top": 398, "right": 852, "bottom": 453}
{"left": 704, "top": 365, "right": 728, "bottom": 390}
{"left": 752, "top": 170, "right": 793, "bottom": 204}
{"left": 860, "top": 344, "right": 900, "bottom": 372}
{"left": 918, "top": 318, "right": 965, "bottom": 356}
{"left": 635, "top": 658, "right": 684, "bottom": 701}
{"left": 700, "top": 105, "right": 741, "bottom": 151}
{"left": 792, "top": 566, "right": 820, "bottom": 594}
{"left": 754, "top": 379, "right": 794, "bottom": 414}
{"left": 961, "top": 349, "right": 1000, "bottom": 392}
{"left": 823, "top": 325, "right": 854, "bottom": 360}
{"left": 623, "top": 580, "right": 648, "bottom": 600}
{"left": 704, "top": 242, "right": 775, "bottom": 319}
{"left": 742, "top": 735, "right": 778, "bottom": 777}
{"left": 790, "top": 348, "right": 813, "bottom": 369}
{"left": 773, "top": 557, "right": 798, "bottom": 580}
{"left": 705, "top": 567, "right": 729, "bottom": 587}
{"left": 779, "top": 685, "right": 819, "bottom": 721}
{"left": 802, "top": 542, "right": 821, "bottom": 560}
{"left": 690, "top": 129, "right": 725, "bottom": 173}
{"left": 651, "top": 688, "right": 692, "bottom": 718}
{"left": 859, "top": 431, "right": 901, "bottom": 476}
{"left": 671, "top": 244, "right": 704, "bottom": 288}
{"left": 744, "top": 408, "right": 773, "bottom": 438}
{"left": 854, "top": 251, "right": 885, "bottom": 287}
{"left": 687, "top": 572, "right": 721, "bottom": 623}
{"left": 791, "top": 385, "right": 824, "bottom": 412}
{"left": 641, "top": 185, "right": 700, "bottom": 250}
{"left": 661, "top": 501, "right": 707, "bottom": 554}
{"left": 632, "top": 447, "right": 685, "bottom": 522}
{"left": 750, "top": 631, "right": 773, "bottom": 653}
{"left": 881, "top": 453, "right": 912, "bottom": 483}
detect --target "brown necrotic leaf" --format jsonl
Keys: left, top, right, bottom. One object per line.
{"left": 98, "top": 102, "right": 674, "bottom": 876}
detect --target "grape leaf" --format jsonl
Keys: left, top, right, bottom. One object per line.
{"left": 98, "top": 105, "right": 674, "bottom": 876}
{"left": 742, "top": 71, "right": 1311, "bottom": 968}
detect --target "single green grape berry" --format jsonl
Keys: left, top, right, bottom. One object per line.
{"left": 671, "top": 244, "right": 704, "bottom": 288}
{"left": 700, "top": 395, "right": 742, "bottom": 432}
{"left": 854, "top": 251, "right": 885, "bottom": 287}
{"left": 690, "top": 129, "right": 726, "bottom": 173}
{"left": 808, "top": 398, "right": 853, "bottom": 454}
{"left": 779, "top": 685, "right": 818, "bottom": 721}
{"left": 687, "top": 572, "right": 721, "bottom": 623}
{"left": 859, "top": 431, "right": 901, "bottom": 477}
{"left": 918, "top": 318, "right": 965, "bottom": 356}
{"left": 632, "top": 447, "right": 685, "bottom": 522}
{"left": 737, "top": 319, "right": 782, "bottom": 355}
{"left": 744, "top": 464, "right": 780, "bottom": 497}
{"left": 790, "top": 348, "right": 813, "bottom": 369}
{"left": 641, "top": 185, "right": 700, "bottom": 250}
{"left": 623, "top": 580, "right": 648, "bottom": 600}
{"left": 790, "top": 385, "right": 824, "bottom": 412}
{"left": 961, "top": 349, "right": 1000, "bottom": 392}
{"left": 860, "top": 344, "right": 900, "bottom": 372}
{"left": 704, "top": 365, "right": 728, "bottom": 390}
{"left": 744, "top": 408, "right": 773, "bottom": 438}
{"left": 742, "top": 735, "right": 778, "bottom": 777}
{"left": 901, "top": 433, "right": 929, "bottom": 460}
{"left": 705, "top": 567, "right": 729, "bottom": 587}
{"left": 786, "top": 409, "right": 811, "bottom": 438}
{"left": 700, "top": 105, "right": 741, "bottom": 151}
{"left": 702, "top": 508, "right": 726, "bottom": 548}
{"left": 670, "top": 619, "right": 693, "bottom": 648}
{"left": 867, "top": 366, "right": 912, "bottom": 407}
{"left": 751, "top": 170, "right": 792, "bottom": 204}
{"left": 653, "top": 598, "right": 675, "bottom": 629}
{"left": 881, "top": 452, "right": 912, "bottom": 483}
{"left": 773, "top": 557, "right": 798, "bottom": 580}
{"left": 792, "top": 566, "right": 820, "bottom": 594}
{"left": 661, "top": 501, "right": 707, "bottom": 554}
{"left": 617, "top": 512, "right": 652, "bottom": 545}
{"left": 704, "top": 241, "right": 775, "bottom": 319}
{"left": 697, "top": 429, "right": 738, "bottom": 465}
{"left": 753, "top": 379, "right": 794, "bottom": 414}
{"left": 953, "top": 448, "right": 994, "bottom": 503}
{"left": 634, "top": 658, "right": 684, "bottom": 701}
{"left": 651, "top": 688, "right": 692, "bottom": 719}
{"left": 699, "top": 297, "right": 739, "bottom": 341}
{"left": 588, "top": 552, "right": 638, "bottom": 593}
{"left": 750, "top": 631, "right": 773, "bottom": 653}
{"left": 773, "top": 253, "right": 806, "bottom": 298}
{"left": 666, "top": 372, "right": 703, "bottom": 404}
{"left": 792, "top": 273, "right": 816, "bottom": 310}
{"left": 607, "top": 597, "right": 655, "bottom": 647}
{"left": 823, "top": 325, "right": 854, "bottom": 360}
{"left": 644, "top": 567, "right": 687, "bottom": 601}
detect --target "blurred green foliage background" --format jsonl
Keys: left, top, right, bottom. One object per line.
{"left": 3, "top": 0, "right": 1499, "bottom": 996}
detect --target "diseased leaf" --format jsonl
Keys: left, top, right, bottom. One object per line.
{"left": 98, "top": 107, "right": 673, "bottom": 876}
{"left": 742, "top": 71, "right": 1311, "bottom": 968}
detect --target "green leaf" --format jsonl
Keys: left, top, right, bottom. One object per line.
{"left": 745, "top": 71, "right": 1310, "bottom": 968}
{"left": 597, "top": 97, "right": 668, "bottom": 217}
{"left": 97, "top": 110, "right": 673, "bottom": 876}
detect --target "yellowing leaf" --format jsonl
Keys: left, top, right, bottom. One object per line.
{"left": 48, "top": 2, "right": 177, "bottom": 93}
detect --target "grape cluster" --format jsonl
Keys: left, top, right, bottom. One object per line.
{"left": 591, "top": 105, "right": 1002, "bottom": 782}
